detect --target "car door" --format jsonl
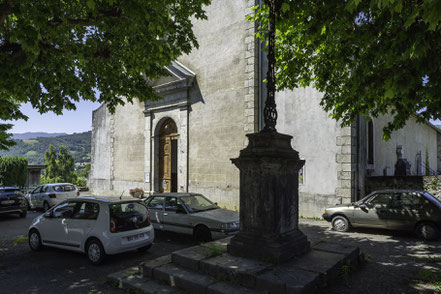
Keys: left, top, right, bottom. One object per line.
{"left": 65, "top": 201, "right": 99, "bottom": 249}
{"left": 352, "top": 192, "right": 392, "bottom": 228}
{"left": 162, "top": 197, "right": 193, "bottom": 235}
{"left": 36, "top": 185, "right": 49, "bottom": 208}
{"left": 38, "top": 201, "right": 76, "bottom": 247}
{"left": 387, "top": 192, "right": 426, "bottom": 230}
{"left": 30, "top": 186, "right": 42, "bottom": 208}
{"left": 146, "top": 196, "right": 165, "bottom": 230}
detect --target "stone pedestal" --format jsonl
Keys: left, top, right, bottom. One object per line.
{"left": 227, "top": 131, "right": 310, "bottom": 263}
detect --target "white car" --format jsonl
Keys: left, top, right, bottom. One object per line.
{"left": 28, "top": 198, "right": 154, "bottom": 264}
{"left": 26, "top": 183, "right": 79, "bottom": 211}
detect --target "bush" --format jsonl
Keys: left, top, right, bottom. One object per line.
{"left": 0, "top": 157, "right": 28, "bottom": 186}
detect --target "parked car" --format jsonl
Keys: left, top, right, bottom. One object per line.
{"left": 26, "top": 183, "right": 80, "bottom": 211}
{"left": 28, "top": 198, "right": 154, "bottom": 264}
{"left": 323, "top": 190, "right": 441, "bottom": 240}
{"left": 144, "top": 193, "right": 239, "bottom": 242}
{"left": 0, "top": 186, "right": 27, "bottom": 218}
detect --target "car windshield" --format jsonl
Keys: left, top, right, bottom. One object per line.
{"left": 109, "top": 202, "right": 150, "bottom": 233}
{"left": 423, "top": 192, "right": 441, "bottom": 210}
{"left": 180, "top": 195, "right": 218, "bottom": 213}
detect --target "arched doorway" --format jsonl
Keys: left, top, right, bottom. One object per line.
{"left": 159, "top": 119, "right": 178, "bottom": 192}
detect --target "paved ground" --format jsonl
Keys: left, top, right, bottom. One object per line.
{"left": 0, "top": 210, "right": 199, "bottom": 294}
{"left": 0, "top": 207, "right": 440, "bottom": 293}
{"left": 301, "top": 219, "right": 441, "bottom": 293}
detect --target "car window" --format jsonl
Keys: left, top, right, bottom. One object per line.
{"left": 165, "top": 197, "right": 178, "bottom": 212}
{"left": 53, "top": 185, "right": 63, "bottom": 192}
{"left": 180, "top": 194, "right": 218, "bottom": 212}
{"left": 32, "top": 186, "right": 42, "bottom": 194}
{"left": 367, "top": 193, "right": 392, "bottom": 207}
{"left": 41, "top": 186, "right": 49, "bottom": 193}
{"left": 147, "top": 196, "right": 165, "bottom": 210}
{"left": 109, "top": 202, "right": 150, "bottom": 233}
{"left": 72, "top": 202, "right": 100, "bottom": 220}
{"left": 52, "top": 202, "right": 77, "bottom": 218}
{"left": 391, "top": 192, "right": 424, "bottom": 209}
{"left": 63, "top": 185, "right": 75, "bottom": 192}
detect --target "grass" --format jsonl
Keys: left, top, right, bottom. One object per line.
{"left": 299, "top": 215, "right": 325, "bottom": 221}
{"left": 12, "top": 236, "right": 28, "bottom": 246}
{"left": 203, "top": 243, "right": 226, "bottom": 258}
{"left": 413, "top": 269, "right": 441, "bottom": 293}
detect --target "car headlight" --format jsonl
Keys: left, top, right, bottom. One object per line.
{"left": 221, "top": 222, "right": 239, "bottom": 230}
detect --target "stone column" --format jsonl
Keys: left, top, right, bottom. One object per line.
{"left": 227, "top": 131, "right": 310, "bottom": 263}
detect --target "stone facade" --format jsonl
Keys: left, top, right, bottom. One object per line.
{"left": 438, "top": 132, "right": 441, "bottom": 172}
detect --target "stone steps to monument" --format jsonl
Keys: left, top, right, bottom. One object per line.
{"left": 108, "top": 238, "right": 362, "bottom": 294}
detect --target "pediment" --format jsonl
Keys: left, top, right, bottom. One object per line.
{"left": 145, "top": 61, "right": 195, "bottom": 112}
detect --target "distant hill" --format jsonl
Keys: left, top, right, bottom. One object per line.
{"left": 12, "top": 132, "right": 68, "bottom": 140}
{"left": 0, "top": 131, "right": 91, "bottom": 169}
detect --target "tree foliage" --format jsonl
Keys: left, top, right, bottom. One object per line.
{"left": 252, "top": 0, "right": 441, "bottom": 138}
{"left": 0, "top": 156, "right": 28, "bottom": 186}
{"left": 43, "top": 144, "right": 76, "bottom": 183}
{"left": 0, "top": 0, "right": 210, "bottom": 146}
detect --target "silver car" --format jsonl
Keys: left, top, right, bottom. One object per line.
{"left": 26, "top": 183, "right": 80, "bottom": 211}
{"left": 323, "top": 190, "right": 441, "bottom": 240}
{"left": 144, "top": 193, "right": 239, "bottom": 242}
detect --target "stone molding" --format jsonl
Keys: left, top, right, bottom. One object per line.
{"left": 335, "top": 124, "right": 357, "bottom": 202}
{"left": 243, "top": 0, "right": 259, "bottom": 139}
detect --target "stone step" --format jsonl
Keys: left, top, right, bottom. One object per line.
{"left": 110, "top": 239, "right": 362, "bottom": 294}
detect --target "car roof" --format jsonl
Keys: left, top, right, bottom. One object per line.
{"left": 71, "top": 196, "right": 144, "bottom": 204}
{"left": 370, "top": 189, "right": 426, "bottom": 193}
{"left": 150, "top": 192, "right": 202, "bottom": 198}
{"left": 0, "top": 186, "right": 19, "bottom": 190}
{"left": 42, "top": 183, "right": 75, "bottom": 186}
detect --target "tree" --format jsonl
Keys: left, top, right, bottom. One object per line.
{"left": 43, "top": 145, "right": 76, "bottom": 183}
{"left": 252, "top": 0, "right": 441, "bottom": 138}
{"left": 0, "top": 0, "right": 210, "bottom": 149}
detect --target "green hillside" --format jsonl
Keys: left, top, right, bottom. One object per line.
{"left": 0, "top": 131, "right": 91, "bottom": 169}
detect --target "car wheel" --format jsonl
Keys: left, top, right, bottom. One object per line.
{"left": 86, "top": 239, "right": 106, "bottom": 265}
{"left": 194, "top": 225, "right": 212, "bottom": 243}
{"left": 416, "top": 223, "right": 440, "bottom": 241}
{"left": 19, "top": 210, "right": 27, "bottom": 218}
{"left": 28, "top": 229, "right": 42, "bottom": 251}
{"left": 43, "top": 201, "right": 50, "bottom": 212}
{"left": 137, "top": 244, "right": 152, "bottom": 253}
{"left": 332, "top": 216, "right": 350, "bottom": 232}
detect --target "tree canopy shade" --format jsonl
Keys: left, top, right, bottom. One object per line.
{"left": 251, "top": 0, "right": 441, "bottom": 138}
{"left": 0, "top": 0, "right": 210, "bottom": 149}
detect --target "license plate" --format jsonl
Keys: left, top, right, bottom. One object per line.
{"left": 127, "top": 233, "right": 143, "bottom": 241}
{"left": 1, "top": 200, "right": 15, "bottom": 205}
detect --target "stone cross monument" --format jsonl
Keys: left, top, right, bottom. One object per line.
{"left": 227, "top": 0, "right": 310, "bottom": 263}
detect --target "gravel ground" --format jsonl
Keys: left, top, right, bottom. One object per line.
{"left": 299, "top": 219, "right": 441, "bottom": 294}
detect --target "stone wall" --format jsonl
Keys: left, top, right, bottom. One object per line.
{"left": 438, "top": 132, "right": 441, "bottom": 172}
{"left": 365, "top": 175, "right": 441, "bottom": 200}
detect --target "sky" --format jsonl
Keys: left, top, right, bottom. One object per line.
{"left": 8, "top": 101, "right": 102, "bottom": 134}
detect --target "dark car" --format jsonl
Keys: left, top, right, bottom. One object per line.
{"left": 323, "top": 190, "right": 441, "bottom": 240}
{"left": 0, "top": 186, "right": 27, "bottom": 218}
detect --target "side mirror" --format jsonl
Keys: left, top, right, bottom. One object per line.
{"left": 359, "top": 203, "right": 368, "bottom": 210}
{"left": 44, "top": 211, "right": 53, "bottom": 218}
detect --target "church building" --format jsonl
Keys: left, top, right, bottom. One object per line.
{"left": 89, "top": 0, "right": 441, "bottom": 217}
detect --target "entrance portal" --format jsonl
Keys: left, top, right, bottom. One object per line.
{"left": 159, "top": 119, "right": 178, "bottom": 193}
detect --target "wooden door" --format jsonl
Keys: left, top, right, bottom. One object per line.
{"left": 159, "top": 119, "right": 178, "bottom": 193}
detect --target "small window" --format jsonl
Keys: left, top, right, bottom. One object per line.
{"left": 72, "top": 202, "right": 100, "bottom": 219}
{"left": 165, "top": 197, "right": 178, "bottom": 212}
{"left": 54, "top": 185, "right": 63, "bottom": 192}
{"left": 147, "top": 196, "right": 165, "bottom": 210}
{"left": 367, "top": 193, "right": 392, "bottom": 207}
{"left": 53, "top": 202, "right": 77, "bottom": 218}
